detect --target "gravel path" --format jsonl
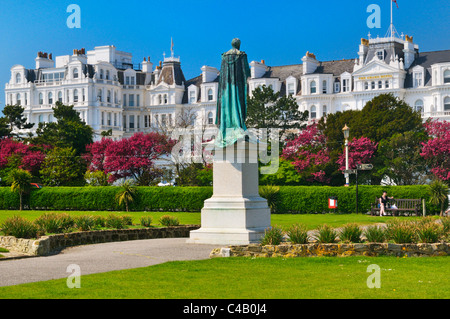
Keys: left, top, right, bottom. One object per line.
{"left": 0, "top": 238, "right": 218, "bottom": 287}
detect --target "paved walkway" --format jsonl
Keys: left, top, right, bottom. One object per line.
{"left": 0, "top": 238, "right": 218, "bottom": 287}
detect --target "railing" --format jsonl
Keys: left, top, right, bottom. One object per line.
{"left": 111, "top": 62, "right": 141, "bottom": 71}
{"left": 423, "top": 111, "right": 450, "bottom": 118}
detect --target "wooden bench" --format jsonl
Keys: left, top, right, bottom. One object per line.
{"left": 370, "top": 198, "right": 422, "bottom": 216}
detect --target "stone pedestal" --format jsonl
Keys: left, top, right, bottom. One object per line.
{"left": 187, "top": 140, "right": 271, "bottom": 245}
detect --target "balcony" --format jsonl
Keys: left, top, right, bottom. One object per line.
{"left": 111, "top": 62, "right": 141, "bottom": 71}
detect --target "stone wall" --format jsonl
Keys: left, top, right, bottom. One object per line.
{"left": 0, "top": 225, "right": 199, "bottom": 257}
{"left": 210, "top": 242, "right": 450, "bottom": 258}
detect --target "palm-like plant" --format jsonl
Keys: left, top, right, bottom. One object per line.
{"left": 115, "top": 181, "right": 137, "bottom": 212}
{"left": 6, "top": 169, "right": 32, "bottom": 211}
{"left": 428, "top": 179, "right": 449, "bottom": 217}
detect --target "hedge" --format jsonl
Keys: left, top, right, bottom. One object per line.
{"left": 0, "top": 185, "right": 444, "bottom": 215}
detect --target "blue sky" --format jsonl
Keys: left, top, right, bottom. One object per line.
{"left": 0, "top": 0, "right": 449, "bottom": 109}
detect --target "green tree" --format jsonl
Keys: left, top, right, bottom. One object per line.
{"left": 246, "top": 85, "right": 309, "bottom": 139}
{"left": 0, "top": 117, "right": 12, "bottom": 138}
{"left": 115, "top": 181, "right": 137, "bottom": 212}
{"left": 6, "top": 169, "right": 32, "bottom": 210}
{"left": 428, "top": 179, "right": 449, "bottom": 217}
{"left": 2, "top": 104, "right": 34, "bottom": 138}
{"left": 377, "top": 131, "right": 428, "bottom": 185}
{"left": 39, "top": 147, "right": 86, "bottom": 186}
{"left": 31, "top": 102, "right": 93, "bottom": 155}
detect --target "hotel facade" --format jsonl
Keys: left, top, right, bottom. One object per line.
{"left": 4, "top": 34, "right": 450, "bottom": 141}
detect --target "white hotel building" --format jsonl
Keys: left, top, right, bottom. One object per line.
{"left": 4, "top": 34, "right": 450, "bottom": 141}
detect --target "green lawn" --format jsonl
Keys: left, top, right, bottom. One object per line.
{"left": 1, "top": 256, "right": 448, "bottom": 299}
{"left": 0, "top": 210, "right": 432, "bottom": 230}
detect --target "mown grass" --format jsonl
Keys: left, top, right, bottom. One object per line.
{"left": 0, "top": 257, "right": 448, "bottom": 299}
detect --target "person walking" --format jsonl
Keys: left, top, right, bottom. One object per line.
{"left": 379, "top": 191, "right": 394, "bottom": 216}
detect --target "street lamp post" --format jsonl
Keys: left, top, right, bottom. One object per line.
{"left": 342, "top": 124, "right": 350, "bottom": 187}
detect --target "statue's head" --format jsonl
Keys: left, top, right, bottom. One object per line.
{"left": 231, "top": 38, "right": 241, "bottom": 50}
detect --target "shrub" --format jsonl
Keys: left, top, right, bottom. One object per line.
{"left": 363, "top": 225, "right": 386, "bottom": 243}
{"left": 259, "top": 185, "right": 280, "bottom": 213}
{"left": 34, "top": 213, "right": 74, "bottom": 234}
{"left": 93, "top": 216, "right": 106, "bottom": 228}
{"left": 74, "top": 215, "right": 96, "bottom": 231}
{"left": 286, "top": 223, "right": 309, "bottom": 244}
{"left": 140, "top": 216, "right": 152, "bottom": 228}
{"left": 105, "top": 214, "right": 127, "bottom": 229}
{"left": 440, "top": 217, "right": 450, "bottom": 236}
{"left": 1, "top": 216, "right": 38, "bottom": 239}
{"left": 339, "top": 223, "right": 362, "bottom": 243}
{"left": 260, "top": 226, "right": 284, "bottom": 246}
{"left": 159, "top": 215, "right": 180, "bottom": 227}
{"left": 385, "top": 219, "right": 415, "bottom": 244}
{"left": 120, "top": 215, "right": 133, "bottom": 226}
{"left": 315, "top": 224, "right": 337, "bottom": 243}
{"left": 415, "top": 222, "right": 442, "bottom": 243}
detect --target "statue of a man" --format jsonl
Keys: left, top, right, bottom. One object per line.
{"left": 215, "top": 38, "right": 251, "bottom": 148}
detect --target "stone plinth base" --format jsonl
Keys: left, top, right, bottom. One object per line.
{"left": 187, "top": 140, "right": 271, "bottom": 245}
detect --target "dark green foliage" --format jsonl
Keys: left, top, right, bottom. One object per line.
{"left": 315, "top": 224, "right": 337, "bottom": 243}
{"left": 159, "top": 215, "right": 180, "bottom": 227}
{"left": 140, "top": 216, "right": 152, "bottom": 227}
{"left": 260, "top": 226, "right": 284, "bottom": 245}
{"left": 286, "top": 223, "right": 309, "bottom": 244}
{"left": 1, "top": 216, "right": 38, "bottom": 239}
{"left": 338, "top": 223, "right": 362, "bottom": 243}
{"left": 363, "top": 225, "right": 386, "bottom": 243}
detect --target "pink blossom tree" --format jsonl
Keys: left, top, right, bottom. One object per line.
{"left": 336, "top": 137, "right": 378, "bottom": 171}
{"left": 282, "top": 123, "right": 331, "bottom": 184}
{"left": 421, "top": 120, "right": 450, "bottom": 181}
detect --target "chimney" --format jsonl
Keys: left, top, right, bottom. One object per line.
{"left": 35, "top": 51, "right": 55, "bottom": 69}
{"left": 358, "top": 38, "right": 369, "bottom": 65}
{"left": 403, "top": 35, "right": 416, "bottom": 69}
{"left": 142, "top": 56, "right": 153, "bottom": 73}
{"left": 249, "top": 60, "right": 268, "bottom": 79}
{"left": 301, "top": 52, "right": 319, "bottom": 75}
{"left": 201, "top": 66, "right": 219, "bottom": 83}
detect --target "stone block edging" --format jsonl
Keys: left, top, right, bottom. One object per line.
{"left": 210, "top": 242, "right": 450, "bottom": 258}
{"left": 0, "top": 225, "right": 200, "bottom": 257}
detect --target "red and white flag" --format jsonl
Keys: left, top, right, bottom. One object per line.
{"left": 393, "top": 0, "right": 399, "bottom": 8}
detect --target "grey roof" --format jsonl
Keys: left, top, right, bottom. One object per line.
{"left": 182, "top": 75, "right": 202, "bottom": 104}
{"left": 405, "top": 50, "right": 450, "bottom": 87}
{"left": 157, "top": 61, "right": 186, "bottom": 86}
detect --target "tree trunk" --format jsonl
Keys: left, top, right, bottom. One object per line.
{"left": 19, "top": 192, "right": 23, "bottom": 211}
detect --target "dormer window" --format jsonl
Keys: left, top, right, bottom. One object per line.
{"left": 376, "top": 50, "right": 384, "bottom": 60}
{"left": 16, "top": 93, "right": 21, "bottom": 105}
{"left": 334, "top": 82, "right": 340, "bottom": 93}
{"left": 413, "top": 72, "right": 423, "bottom": 88}
{"left": 189, "top": 91, "right": 196, "bottom": 104}
{"left": 342, "top": 79, "right": 350, "bottom": 92}
{"left": 16, "top": 73, "right": 21, "bottom": 84}
{"left": 99, "top": 69, "right": 104, "bottom": 80}
{"left": 73, "top": 68, "right": 79, "bottom": 79}
{"left": 106, "top": 70, "right": 110, "bottom": 80}
{"left": 288, "top": 83, "right": 295, "bottom": 95}
{"left": 322, "top": 80, "right": 327, "bottom": 94}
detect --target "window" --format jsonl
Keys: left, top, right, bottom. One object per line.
{"left": 107, "top": 113, "right": 111, "bottom": 126}
{"left": 322, "top": 80, "right": 327, "bottom": 94}
{"left": 376, "top": 50, "right": 384, "bottom": 60}
{"left": 208, "top": 89, "right": 214, "bottom": 101}
{"left": 322, "top": 105, "right": 327, "bottom": 117}
{"left": 414, "top": 100, "right": 424, "bottom": 113}
{"left": 114, "top": 113, "right": 117, "bottom": 127}
{"left": 38, "top": 115, "right": 44, "bottom": 123}
{"left": 444, "top": 70, "right": 450, "bottom": 84}
{"left": 107, "top": 90, "right": 111, "bottom": 103}
{"left": 73, "top": 90, "right": 78, "bottom": 103}
{"left": 310, "top": 81, "right": 316, "bottom": 94}
{"left": 310, "top": 105, "right": 317, "bottom": 119}
{"left": 58, "top": 91, "right": 63, "bottom": 102}
{"left": 137, "top": 95, "right": 140, "bottom": 107}
{"left": 371, "top": 81, "right": 375, "bottom": 90}
{"left": 161, "top": 114, "right": 167, "bottom": 127}
{"left": 414, "top": 72, "right": 423, "bottom": 87}
{"left": 73, "top": 68, "right": 79, "bottom": 79}
{"left": 144, "top": 115, "right": 149, "bottom": 128}
{"left": 385, "top": 80, "right": 390, "bottom": 89}
{"left": 48, "top": 114, "right": 53, "bottom": 123}
{"left": 82, "top": 89, "right": 85, "bottom": 102}
{"left": 378, "top": 81, "right": 383, "bottom": 89}
{"left": 189, "top": 91, "right": 196, "bottom": 104}
{"left": 123, "top": 94, "right": 127, "bottom": 107}
{"left": 25, "top": 93, "right": 28, "bottom": 105}
{"left": 100, "top": 69, "right": 104, "bottom": 80}
{"left": 129, "top": 94, "right": 135, "bottom": 107}
{"left": 208, "top": 112, "right": 214, "bottom": 125}
{"left": 164, "top": 94, "right": 168, "bottom": 104}
{"left": 16, "top": 73, "right": 21, "bottom": 84}
{"left": 97, "top": 90, "right": 102, "bottom": 102}
{"left": 158, "top": 95, "right": 162, "bottom": 105}
{"left": 288, "top": 83, "right": 295, "bottom": 95}
{"left": 131, "top": 76, "right": 135, "bottom": 85}
{"left": 364, "top": 82, "right": 369, "bottom": 90}
{"left": 106, "top": 70, "right": 110, "bottom": 80}
{"left": 126, "top": 76, "right": 130, "bottom": 85}
{"left": 123, "top": 116, "right": 126, "bottom": 129}
{"left": 334, "top": 82, "right": 340, "bottom": 93}
{"left": 48, "top": 92, "right": 53, "bottom": 105}
{"left": 444, "top": 97, "right": 450, "bottom": 111}
{"left": 343, "top": 79, "right": 350, "bottom": 92}
{"left": 39, "top": 93, "right": 43, "bottom": 105}
{"left": 16, "top": 93, "right": 21, "bottom": 105}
